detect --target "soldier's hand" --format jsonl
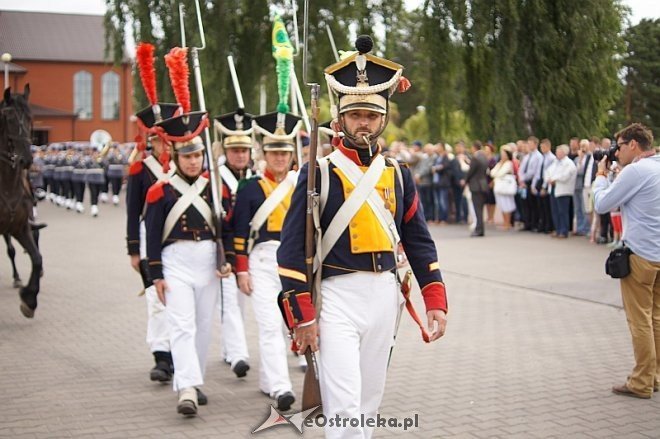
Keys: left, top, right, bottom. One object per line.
{"left": 130, "top": 255, "right": 140, "bottom": 272}
{"left": 294, "top": 321, "right": 319, "bottom": 354}
{"left": 237, "top": 272, "right": 253, "bottom": 295}
{"left": 427, "top": 310, "right": 447, "bottom": 342}
{"left": 154, "top": 279, "right": 168, "bottom": 305}
{"left": 216, "top": 263, "right": 232, "bottom": 279}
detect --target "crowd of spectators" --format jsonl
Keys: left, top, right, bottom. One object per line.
{"left": 381, "top": 135, "right": 660, "bottom": 245}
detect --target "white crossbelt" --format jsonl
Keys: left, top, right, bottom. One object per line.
{"left": 219, "top": 165, "right": 249, "bottom": 195}
{"left": 318, "top": 151, "right": 400, "bottom": 263}
{"left": 162, "top": 175, "right": 214, "bottom": 242}
{"left": 143, "top": 155, "right": 176, "bottom": 182}
{"left": 247, "top": 170, "right": 298, "bottom": 253}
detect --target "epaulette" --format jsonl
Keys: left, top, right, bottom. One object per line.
{"left": 146, "top": 181, "right": 167, "bottom": 204}
{"left": 237, "top": 176, "right": 259, "bottom": 192}
{"left": 128, "top": 160, "right": 144, "bottom": 176}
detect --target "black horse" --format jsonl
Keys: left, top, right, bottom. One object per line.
{"left": 3, "top": 234, "right": 22, "bottom": 288}
{"left": 0, "top": 85, "right": 43, "bottom": 318}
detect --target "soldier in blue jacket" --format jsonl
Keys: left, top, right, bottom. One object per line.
{"left": 277, "top": 36, "right": 448, "bottom": 438}
{"left": 126, "top": 102, "right": 180, "bottom": 383}
{"left": 145, "top": 110, "right": 232, "bottom": 416}
{"left": 233, "top": 111, "right": 302, "bottom": 411}
{"left": 212, "top": 110, "right": 255, "bottom": 378}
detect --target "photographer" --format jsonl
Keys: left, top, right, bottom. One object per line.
{"left": 592, "top": 123, "right": 660, "bottom": 399}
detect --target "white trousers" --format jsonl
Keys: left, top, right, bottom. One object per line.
{"left": 162, "top": 240, "right": 219, "bottom": 391}
{"left": 249, "top": 241, "right": 293, "bottom": 397}
{"left": 318, "top": 271, "right": 401, "bottom": 439}
{"left": 217, "top": 273, "right": 250, "bottom": 366}
{"left": 140, "top": 222, "right": 169, "bottom": 353}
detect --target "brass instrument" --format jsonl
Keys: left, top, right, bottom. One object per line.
{"left": 90, "top": 129, "right": 112, "bottom": 163}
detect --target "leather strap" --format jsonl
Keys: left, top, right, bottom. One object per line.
{"left": 162, "top": 175, "right": 213, "bottom": 242}
{"left": 247, "top": 170, "right": 297, "bottom": 253}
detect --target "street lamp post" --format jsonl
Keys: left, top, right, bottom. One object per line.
{"left": 2, "top": 52, "right": 12, "bottom": 90}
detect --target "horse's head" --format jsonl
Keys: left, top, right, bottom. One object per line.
{"left": 1, "top": 84, "right": 33, "bottom": 169}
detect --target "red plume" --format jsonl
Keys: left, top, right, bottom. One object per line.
{"left": 397, "top": 76, "right": 412, "bottom": 94}
{"left": 160, "top": 148, "right": 171, "bottom": 174}
{"left": 164, "top": 47, "right": 191, "bottom": 113}
{"left": 136, "top": 43, "right": 158, "bottom": 105}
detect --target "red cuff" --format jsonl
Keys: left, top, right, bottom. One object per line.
{"left": 235, "top": 254, "right": 249, "bottom": 272}
{"left": 294, "top": 292, "right": 316, "bottom": 327}
{"left": 421, "top": 282, "right": 448, "bottom": 313}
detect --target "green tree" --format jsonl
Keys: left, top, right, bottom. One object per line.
{"left": 515, "top": 0, "right": 625, "bottom": 143}
{"left": 621, "top": 19, "right": 660, "bottom": 135}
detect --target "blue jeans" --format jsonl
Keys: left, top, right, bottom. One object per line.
{"left": 418, "top": 185, "right": 434, "bottom": 221}
{"left": 555, "top": 195, "right": 571, "bottom": 236}
{"left": 573, "top": 189, "right": 589, "bottom": 234}
{"left": 434, "top": 186, "right": 450, "bottom": 222}
{"left": 452, "top": 185, "right": 467, "bottom": 223}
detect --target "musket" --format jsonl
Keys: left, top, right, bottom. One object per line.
{"left": 184, "top": 0, "right": 227, "bottom": 272}
{"left": 301, "top": 0, "right": 322, "bottom": 411}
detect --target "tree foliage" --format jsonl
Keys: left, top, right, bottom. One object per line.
{"left": 105, "top": 1, "right": 637, "bottom": 145}
{"left": 621, "top": 18, "right": 660, "bottom": 135}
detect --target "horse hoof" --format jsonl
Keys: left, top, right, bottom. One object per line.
{"left": 13, "top": 280, "right": 23, "bottom": 288}
{"left": 20, "top": 302, "right": 35, "bottom": 318}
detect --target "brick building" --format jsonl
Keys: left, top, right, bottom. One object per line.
{"left": 0, "top": 10, "right": 135, "bottom": 144}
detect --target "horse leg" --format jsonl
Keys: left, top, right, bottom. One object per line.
{"left": 4, "top": 234, "right": 23, "bottom": 288}
{"left": 13, "top": 225, "right": 42, "bottom": 318}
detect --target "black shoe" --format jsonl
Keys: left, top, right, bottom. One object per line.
{"left": 277, "top": 391, "right": 295, "bottom": 411}
{"left": 232, "top": 360, "right": 250, "bottom": 378}
{"left": 470, "top": 231, "right": 484, "bottom": 237}
{"left": 195, "top": 388, "right": 208, "bottom": 406}
{"left": 150, "top": 351, "right": 173, "bottom": 382}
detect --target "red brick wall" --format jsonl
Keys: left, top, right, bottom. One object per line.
{"left": 11, "top": 60, "right": 136, "bottom": 143}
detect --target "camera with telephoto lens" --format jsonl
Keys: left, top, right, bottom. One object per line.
{"left": 592, "top": 144, "right": 619, "bottom": 163}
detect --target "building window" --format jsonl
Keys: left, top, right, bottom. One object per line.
{"left": 73, "top": 70, "right": 93, "bottom": 120}
{"left": 101, "top": 71, "right": 120, "bottom": 120}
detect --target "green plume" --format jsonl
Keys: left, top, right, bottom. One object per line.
{"left": 272, "top": 15, "right": 293, "bottom": 114}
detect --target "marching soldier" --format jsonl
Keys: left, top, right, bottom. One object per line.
{"left": 145, "top": 110, "right": 231, "bottom": 416}
{"left": 43, "top": 145, "right": 56, "bottom": 200}
{"left": 126, "top": 42, "right": 181, "bottom": 383}
{"left": 277, "top": 36, "right": 448, "bottom": 438}
{"left": 85, "top": 146, "right": 107, "bottom": 217}
{"left": 56, "top": 145, "right": 75, "bottom": 209}
{"left": 233, "top": 111, "right": 302, "bottom": 411}
{"left": 106, "top": 145, "right": 126, "bottom": 206}
{"left": 71, "top": 145, "right": 87, "bottom": 213}
{"left": 213, "top": 110, "right": 254, "bottom": 378}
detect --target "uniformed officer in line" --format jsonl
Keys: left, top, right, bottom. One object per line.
{"left": 55, "top": 144, "right": 74, "bottom": 209}
{"left": 145, "top": 110, "right": 232, "bottom": 416}
{"left": 126, "top": 102, "right": 180, "bottom": 382}
{"left": 71, "top": 145, "right": 87, "bottom": 213}
{"left": 106, "top": 145, "right": 126, "bottom": 206}
{"left": 277, "top": 36, "right": 448, "bottom": 438}
{"left": 85, "top": 146, "right": 107, "bottom": 217}
{"left": 28, "top": 146, "right": 46, "bottom": 200}
{"left": 233, "top": 111, "right": 302, "bottom": 411}
{"left": 43, "top": 145, "right": 56, "bottom": 200}
{"left": 212, "top": 110, "right": 254, "bottom": 378}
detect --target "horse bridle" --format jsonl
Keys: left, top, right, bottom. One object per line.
{"left": 0, "top": 104, "right": 32, "bottom": 169}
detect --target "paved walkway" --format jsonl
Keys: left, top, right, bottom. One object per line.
{"left": 0, "top": 200, "right": 657, "bottom": 438}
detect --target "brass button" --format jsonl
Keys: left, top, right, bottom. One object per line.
{"left": 350, "top": 222, "right": 357, "bottom": 228}
{"left": 353, "top": 247, "right": 359, "bottom": 251}
{"left": 377, "top": 264, "right": 382, "bottom": 270}
{"left": 352, "top": 234, "right": 358, "bottom": 239}
{"left": 377, "top": 254, "right": 381, "bottom": 259}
